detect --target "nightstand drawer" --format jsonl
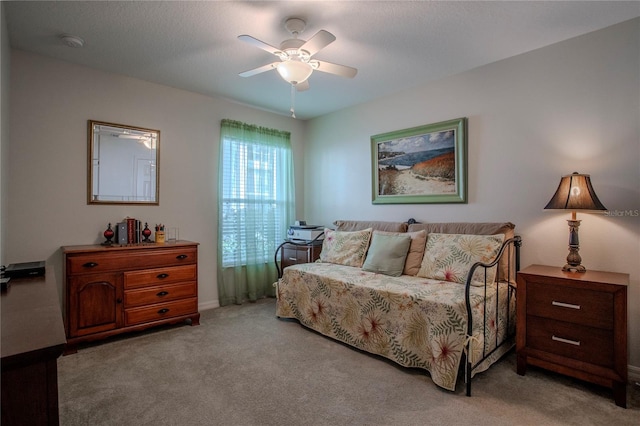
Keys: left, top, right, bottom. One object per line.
{"left": 282, "top": 247, "right": 309, "bottom": 263}
{"left": 280, "top": 242, "right": 322, "bottom": 271}
{"left": 526, "top": 281, "right": 613, "bottom": 329}
{"left": 527, "top": 316, "right": 613, "bottom": 368}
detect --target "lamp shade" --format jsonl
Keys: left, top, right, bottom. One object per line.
{"left": 544, "top": 172, "right": 606, "bottom": 211}
{"left": 276, "top": 60, "right": 313, "bottom": 85}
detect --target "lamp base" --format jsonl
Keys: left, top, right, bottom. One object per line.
{"left": 564, "top": 219, "right": 586, "bottom": 273}
{"left": 562, "top": 263, "right": 586, "bottom": 273}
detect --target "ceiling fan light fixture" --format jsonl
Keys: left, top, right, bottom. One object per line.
{"left": 59, "top": 33, "right": 84, "bottom": 48}
{"left": 276, "top": 60, "right": 313, "bottom": 85}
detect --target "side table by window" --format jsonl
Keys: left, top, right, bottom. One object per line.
{"left": 516, "top": 264, "right": 628, "bottom": 407}
{"left": 275, "top": 240, "right": 323, "bottom": 278}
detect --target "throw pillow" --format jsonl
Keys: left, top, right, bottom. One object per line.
{"left": 362, "top": 232, "right": 412, "bottom": 277}
{"left": 375, "top": 230, "right": 427, "bottom": 275}
{"left": 417, "top": 233, "right": 505, "bottom": 285}
{"left": 319, "top": 228, "right": 373, "bottom": 267}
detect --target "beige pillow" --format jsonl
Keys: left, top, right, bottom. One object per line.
{"left": 376, "top": 230, "right": 427, "bottom": 275}
{"left": 417, "top": 233, "right": 505, "bottom": 285}
{"left": 334, "top": 220, "right": 408, "bottom": 233}
{"left": 320, "top": 228, "right": 372, "bottom": 267}
{"left": 407, "top": 222, "right": 515, "bottom": 281}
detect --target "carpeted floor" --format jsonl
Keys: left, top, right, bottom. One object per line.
{"left": 58, "top": 298, "right": 639, "bottom": 425}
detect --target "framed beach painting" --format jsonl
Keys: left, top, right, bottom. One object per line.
{"left": 371, "top": 117, "right": 467, "bottom": 204}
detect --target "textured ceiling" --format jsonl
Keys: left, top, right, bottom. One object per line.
{"left": 4, "top": 1, "right": 640, "bottom": 120}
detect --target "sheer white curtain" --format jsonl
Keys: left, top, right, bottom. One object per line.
{"left": 217, "top": 119, "right": 295, "bottom": 305}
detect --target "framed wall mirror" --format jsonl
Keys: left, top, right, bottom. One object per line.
{"left": 88, "top": 120, "right": 160, "bottom": 205}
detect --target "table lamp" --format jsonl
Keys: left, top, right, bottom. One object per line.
{"left": 544, "top": 172, "right": 606, "bottom": 272}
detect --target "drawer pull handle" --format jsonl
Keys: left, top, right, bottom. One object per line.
{"left": 288, "top": 257, "right": 297, "bottom": 261}
{"left": 552, "top": 301, "right": 581, "bottom": 310}
{"left": 158, "top": 308, "right": 170, "bottom": 314}
{"left": 176, "top": 254, "right": 188, "bottom": 260}
{"left": 157, "top": 273, "right": 169, "bottom": 279}
{"left": 82, "top": 262, "right": 98, "bottom": 268}
{"left": 552, "top": 335, "right": 580, "bottom": 346}
{"left": 156, "top": 291, "right": 169, "bottom": 297}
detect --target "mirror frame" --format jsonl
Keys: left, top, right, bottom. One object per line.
{"left": 88, "top": 120, "right": 160, "bottom": 205}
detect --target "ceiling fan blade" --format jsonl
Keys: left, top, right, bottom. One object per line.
{"left": 239, "top": 62, "right": 279, "bottom": 78}
{"left": 238, "top": 35, "right": 281, "bottom": 55}
{"left": 300, "top": 30, "right": 336, "bottom": 56}
{"left": 295, "top": 80, "right": 310, "bottom": 92}
{"left": 314, "top": 60, "right": 358, "bottom": 78}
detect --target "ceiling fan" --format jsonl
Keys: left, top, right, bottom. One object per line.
{"left": 238, "top": 17, "right": 357, "bottom": 92}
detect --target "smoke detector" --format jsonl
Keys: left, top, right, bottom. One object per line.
{"left": 60, "top": 34, "right": 84, "bottom": 48}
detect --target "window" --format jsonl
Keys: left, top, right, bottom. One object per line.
{"left": 218, "top": 120, "right": 295, "bottom": 268}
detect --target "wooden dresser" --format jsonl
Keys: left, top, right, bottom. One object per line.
{"left": 1, "top": 269, "right": 66, "bottom": 425}
{"left": 63, "top": 241, "right": 200, "bottom": 353}
{"left": 516, "top": 264, "right": 628, "bottom": 407}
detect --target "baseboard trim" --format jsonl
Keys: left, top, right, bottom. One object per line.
{"left": 199, "top": 300, "right": 219, "bottom": 311}
{"left": 629, "top": 364, "right": 640, "bottom": 383}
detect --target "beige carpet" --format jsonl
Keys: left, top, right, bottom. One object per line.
{"left": 58, "top": 298, "right": 639, "bottom": 425}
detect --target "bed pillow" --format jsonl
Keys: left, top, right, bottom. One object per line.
{"left": 362, "top": 232, "right": 412, "bottom": 277}
{"left": 375, "top": 230, "right": 427, "bottom": 275}
{"left": 407, "top": 222, "right": 515, "bottom": 281}
{"left": 334, "top": 220, "right": 408, "bottom": 233}
{"left": 319, "top": 228, "right": 372, "bottom": 267}
{"left": 417, "top": 233, "right": 505, "bottom": 285}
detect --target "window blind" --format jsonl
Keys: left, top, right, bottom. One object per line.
{"left": 219, "top": 120, "right": 294, "bottom": 268}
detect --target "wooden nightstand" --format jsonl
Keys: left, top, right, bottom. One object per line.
{"left": 516, "top": 264, "right": 629, "bottom": 407}
{"left": 276, "top": 240, "right": 323, "bottom": 277}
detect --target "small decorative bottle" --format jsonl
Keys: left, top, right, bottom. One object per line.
{"left": 142, "top": 222, "right": 152, "bottom": 243}
{"left": 102, "top": 223, "right": 115, "bottom": 245}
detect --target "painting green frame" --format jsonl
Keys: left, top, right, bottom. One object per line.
{"left": 371, "top": 117, "right": 467, "bottom": 204}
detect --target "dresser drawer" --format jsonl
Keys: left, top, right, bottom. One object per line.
{"left": 526, "top": 281, "right": 613, "bottom": 329}
{"left": 124, "top": 264, "right": 197, "bottom": 289}
{"left": 527, "top": 316, "right": 613, "bottom": 367}
{"left": 124, "top": 281, "right": 197, "bottom": 307}
{"left": 66, "top": 247, "right": 197, "bottom": 275}
{"left": 124, "top": 298, "right": 198, "bottom": 326}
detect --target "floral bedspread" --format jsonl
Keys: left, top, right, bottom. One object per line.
{"left": 275, "top": 262, "right": 515, "bottom": 391}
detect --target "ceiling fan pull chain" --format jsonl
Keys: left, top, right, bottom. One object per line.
{"left": 290, "top": 84, "right": 296, "bottom": 118}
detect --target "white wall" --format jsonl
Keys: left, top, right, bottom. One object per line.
{"left": 7, "top": 50, "right": 306, "bottom": 309}
{"left": 305, "top": 19, "right": 640, "bottom": 370}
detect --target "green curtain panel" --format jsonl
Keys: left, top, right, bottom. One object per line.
{"left": 217, "top": 119, "right": 295, "bottom": 305}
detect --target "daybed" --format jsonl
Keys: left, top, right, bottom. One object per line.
{"left": 275, "top": 220, "right": 521, "bottom": 394}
